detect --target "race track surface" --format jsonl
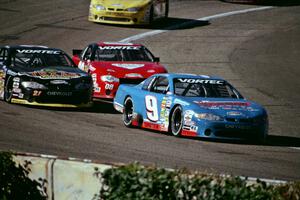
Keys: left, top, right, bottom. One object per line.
{"left": 0, "top": 0, "right": 300, "bottom": 180}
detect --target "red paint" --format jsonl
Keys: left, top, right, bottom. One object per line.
{"left": 181, "top": 130, "right": 197, "bottom": 137}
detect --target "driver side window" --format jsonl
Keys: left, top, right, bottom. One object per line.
{"left": 83, "top": 47, "right": 93, "bottom": 61}
{"left": 150, "top": 76, "right": 169, "bottom": 94}
{"left": 0, "top": 49, "right": 8, "bottom": 65}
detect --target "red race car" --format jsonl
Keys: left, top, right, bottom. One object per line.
{"left": 72, "top": 42, "right": 167, "bottom": 101}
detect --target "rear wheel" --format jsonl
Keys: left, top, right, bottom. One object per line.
{"left": 4, "top": 78, "right": 13, "bottom": 103}
{"left": 123, "top": 97, "right": 134, "bottom": 127}
{"left": 170, "top": 106, "right": 183, "bottom": 136}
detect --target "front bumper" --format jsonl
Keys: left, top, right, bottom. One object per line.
{"left": 182, "top": 120, "right": 268, "bottom": 140}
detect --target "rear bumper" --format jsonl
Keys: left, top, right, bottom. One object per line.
{"left": 88, "top": 9, "right": 148, "bottom": 25}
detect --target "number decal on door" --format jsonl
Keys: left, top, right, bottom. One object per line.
{"left": 145, "top": 95, "right": 159, "bottom": 122}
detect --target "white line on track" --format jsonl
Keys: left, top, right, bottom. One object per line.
{"left": 119, "top": 6, "right": 273, "bottom": 43}
{"left": 289, "top": 147, "right": 300, "bottom": 151}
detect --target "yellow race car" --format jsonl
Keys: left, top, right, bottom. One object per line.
{"left": 88, "top": 0, "right": 169, "bottom": 25}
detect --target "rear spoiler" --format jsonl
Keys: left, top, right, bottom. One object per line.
{"left": 72, "top": 49, "right": 82, "bottom": 56}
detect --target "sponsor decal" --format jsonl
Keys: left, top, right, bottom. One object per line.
{"left": 13, "top": 88, "right": 21, "bottom": 93}
{"left": 13, "top": 77, "right": 20, "bottom": 82}
{"left": 32, "top": 90, "right": 42, "bottom": 97}
{"left": 18, "top": 93, "right": 24, "bottom": 98}
{"left": 227, "top": 111, "right": 243, "bottom": 116}
{"left": 94, "top": 87, "right": 101, "bottom": 92}
{"left": 13, "top": 81, "right": 19, "bottom": 88}
{"left": 0, "top": 70, "right": 5, "bottom": 98}
{"left": 112, "top": 63, "right": 144, "bottom": 69}
{"left": 16, "top": 49, "right": 61, "bottom": 54}
{"left": 184, "top": 110, "right": 194, "bottom": 125}
{"left": 99, "top": 46, "right": 139, "bottom": 50}
{"left": 225, "top": 124, "right": 251, "bottom": 130}
{"left": 177, "top": 78, "right": 224, "bottom": 84}
{"left": 47, "top": 91, "right": 72, "bottom": 96}
{"left": 160, "top": 96, "right": 171, "bottom": 128}
{"left": 50, "top": 80, "right": 68, "bottom": 85}
{"left": 27, "top": 71, "right": 81, "bottom": 79}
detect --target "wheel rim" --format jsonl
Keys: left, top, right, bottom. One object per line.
{"left": 171, "top": 107, "right": 182, "bottom": 136}
{"left": 123, "top": 98, "right": 133, "bottom": 125}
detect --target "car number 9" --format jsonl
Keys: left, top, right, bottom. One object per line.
{"left": 145, "top": 95, "right": 159, "bottom": 122}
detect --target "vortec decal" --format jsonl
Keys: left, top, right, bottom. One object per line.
{"left": 99, "top": 46, "right": 140, "bottom": 50}
{"left": 16, "top": 49, "right": 61, "bottom": 54}
{"left": 178, "top": 78, "right": 224, "bottom": 84}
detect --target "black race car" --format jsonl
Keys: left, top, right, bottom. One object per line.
{"left": 0, "top": 45, "right": 93, "bottom": 107}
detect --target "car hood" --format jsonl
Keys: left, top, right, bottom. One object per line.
{"left": 90, "top": 61, "right": 166, "bottom": 79}
{"left": 17, "top": 66, "right": 89, "bottom": 80}
{"left": 94, "top": 0, "right": 150, "bottom": 8}
{"left": 182, "top": 97, "right": 266, "bottom": 118}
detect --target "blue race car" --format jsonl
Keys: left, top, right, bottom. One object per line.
{"left": 113, "top": 73, "right": 268, "bottom": 142}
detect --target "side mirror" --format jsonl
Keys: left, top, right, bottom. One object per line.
{"left": 153, "top": 57, "right": 160, "bottom": 62}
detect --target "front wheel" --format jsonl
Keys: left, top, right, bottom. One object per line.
{"left": 170, "top": 106, "right": 183, "bottom": 136}
{"left": 123, "top": 97, "right": 134, "bottom": 127}
{"left": 4, "top": 79, "right": 13, "bottom": 103}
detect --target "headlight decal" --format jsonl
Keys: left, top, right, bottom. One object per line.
{"left": 21, "top": 81, "right": 47, "bottom": 89}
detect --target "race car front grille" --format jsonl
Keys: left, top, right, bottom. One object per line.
{"left": 107, "top": 8, "right": 125, "bottom": 11}
{"left": 226, "top": 117, "right": 254, "bottom": 123}
{"left": 214, "top": 130, "right": 258, "bottom": 139}
{"left": 119, "top": 78, "right": 145, "bottom": 85}
{"left": 101, "top": 17, "right": 130, "bottom": 22}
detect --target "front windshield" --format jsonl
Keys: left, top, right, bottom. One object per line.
{"left": 12, "top": 49, "right": 74, "bottom": 68}
{"left": 173, "top": 78, "right": 241, "bottom": 98}
{"left": 94, "top": 46, "right": 154, "bottom": 62}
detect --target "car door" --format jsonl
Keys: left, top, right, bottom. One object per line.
{"left": 142, "top": 75, "right": 170, "bottom": 131}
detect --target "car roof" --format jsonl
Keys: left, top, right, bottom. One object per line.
{"left": 154, "top": 73, "right": 224, "bottom": 80}
{"left": 96, "top": 41, "right": 143, "bottom": 47}
{"left": 1, "top": 45, "right": 62, "bottom": 51}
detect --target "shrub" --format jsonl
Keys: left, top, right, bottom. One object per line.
{"left": 0, "top": 152, "right": 46, "bottom": 200}
{"left": 97, "top": 163, "right": 300, "bottom": 200}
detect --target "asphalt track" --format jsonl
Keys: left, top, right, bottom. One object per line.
{"left": 0, "top": 0, "right": 300, "bottom": 181}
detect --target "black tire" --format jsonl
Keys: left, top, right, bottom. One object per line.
{"left": 4, "top": 78, "right": 13, "bottom": 103}
{"left": 123, "top": 97, "right": 134, "bottom": 127}
{"left": 170, "top": 106, "right": 183, "bottom": 136}
{"left": 164, "top": 0, "right": 169, "bottom": 18}
{"left": 149, "top": 5, "right": 154, "bottom": 24}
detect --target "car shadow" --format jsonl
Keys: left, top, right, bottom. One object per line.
{"left": 221, "top": 0, "right": 300, "bottom": 6}
{"left": 183, "top": 135, "right": 300, "bottom": 148}
{"left": 82, "top": 101, "right": 119, "bottom": 114}
{"left": 95, "top": 17, "right": 210, "bottom": 30}
{"left": 24, "top": 101, "right": 119, "bottom": 114}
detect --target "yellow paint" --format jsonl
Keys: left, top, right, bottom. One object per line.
{"left": 11, "top": 98, "right": 93, "bottom": 108}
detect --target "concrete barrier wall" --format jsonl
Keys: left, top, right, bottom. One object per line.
{"left": 13, "top": 153, "right": 111, "bottom": 200}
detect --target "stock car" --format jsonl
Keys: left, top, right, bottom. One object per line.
{"left": 88, "top": 0, "right": 169, "bottom": 25}
{"left": 0, "top": 45, "right": 93, "bottom": 107}
{"left": 114, "top": 73, "right": 269, "bottom": 142}
{"left": 72, "top": 42, "right": 167, "bottom": 101}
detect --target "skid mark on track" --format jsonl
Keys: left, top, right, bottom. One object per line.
{"left": 120, "top": 6, "right": 273, "bottom": 43}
